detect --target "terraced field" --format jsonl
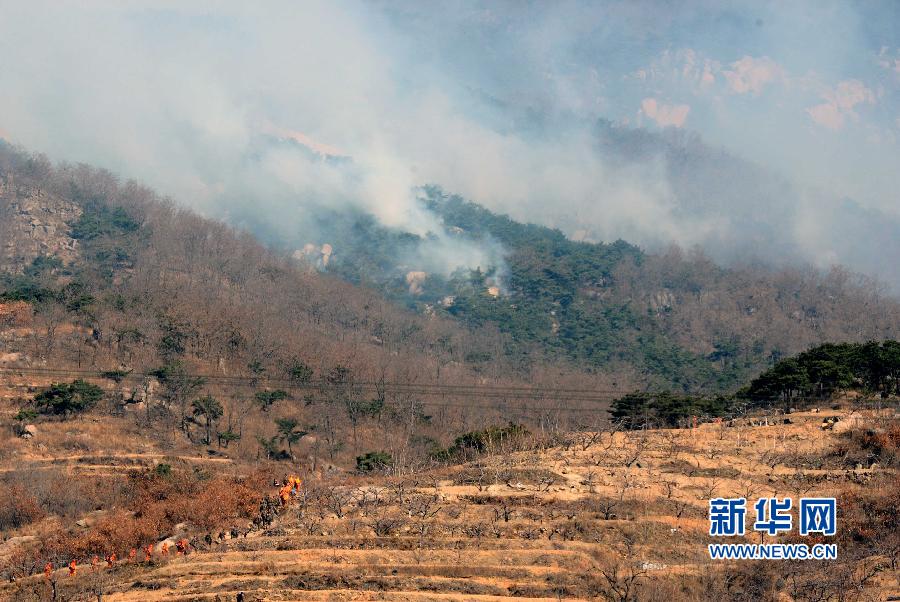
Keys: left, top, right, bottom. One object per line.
{"left": 106, "top": 543, "right": 598, "bottom": 600}
{"left": 5, "top": 408, "right": 897, "bottom": 601}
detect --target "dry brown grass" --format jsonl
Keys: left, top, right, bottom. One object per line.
{"left": 0, "top": 408, "right": 897, "bottom": 601}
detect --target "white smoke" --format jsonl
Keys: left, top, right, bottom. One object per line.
{"left": 0, "top": 1, "right": 897, "bottom": 286}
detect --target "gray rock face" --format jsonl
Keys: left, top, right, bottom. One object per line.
{"left": 649, "top": 289, "right": 676, "bottom": 314}
{"left": 0, "top": 178, "right": 82, "bottom": 273}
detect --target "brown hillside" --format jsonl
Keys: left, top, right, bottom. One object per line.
{"left": 0, "top": 407, "right": 896, "bottom": 601}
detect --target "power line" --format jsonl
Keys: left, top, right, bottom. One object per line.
{"left": 0, "top": 366, "right": 628, "bottom": 399}
{"left": 5, "top": 366, "right": 890, "bottom": 405}
{"left": 2, "top": 374, "right": 891, "bottom": 418}
{"left": 4, "top": 367, "right": 894, "bottom": 410}
{"left": 0, "top": 365, "right": 620, "bottom": 392}
{"left": 0, "top": 367, "right": 616, "bottom": 415}
{"left": 0, "top": 384, "right": 613, "bottom": 414}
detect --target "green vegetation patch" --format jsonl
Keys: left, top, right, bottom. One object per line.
{"left": 32, "top": 379, "right": 104, "bottom": 416}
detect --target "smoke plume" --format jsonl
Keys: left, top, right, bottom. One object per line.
{"left": 0, "top": 1, "right": 898, "bottom": 286}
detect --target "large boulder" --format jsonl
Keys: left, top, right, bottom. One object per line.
{"left": 155, "top": 537, "right": 178, "bottom": 553}
{"left": 832, "top": 412, "right": 866, "bottom": 434}
{"left": 75, "top": 510, "right": 108, "bottom": 528}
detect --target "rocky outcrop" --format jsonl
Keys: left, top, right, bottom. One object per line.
{"left": 0, "top": 177, "right": 81, "bottom": 272}
{"left": 405, "top": 271, "right": 427, "bottom": 295}
{"left": 649, "top": 289, "right": 676, "bottom": 314}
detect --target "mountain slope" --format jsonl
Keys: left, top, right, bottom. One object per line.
{"left": 315, "top": 189, "right": 900, "bottom": 392}
{"left": 3, "top": 140, "right": 900, "bottom": 400}
{"left": 1, "top": 144, "right": 634, "bottom": 467}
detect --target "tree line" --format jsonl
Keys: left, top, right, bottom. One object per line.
{"left": 611, "top": 341, "right": 900, "bottom": 428}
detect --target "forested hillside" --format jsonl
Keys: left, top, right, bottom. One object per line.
{"left": 0, "top": 143, "right": 629, "bottom": 468}
{"left": 3, "top": 139, "right": 900, "bottom": 401}
{"left": 316, "top": 188, "right": 900, "bottom": 392}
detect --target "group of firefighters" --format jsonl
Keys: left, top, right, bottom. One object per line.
{"left": 277, "top": 474, "right": 303, "bottom": 505}
{"left": 45, "top": 539, "right": 190, "bottom": 579}
{"left": 41, "top": 474, "right": 303, "bottom": 580}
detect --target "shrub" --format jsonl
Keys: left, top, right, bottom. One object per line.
{"left": 834, "top": 425, "right": 900, "bottom": 467}
{"left": 26, "top": 467, "right": 270, "bottom": 564}
{"left": 14, "top": 408, "right": 38, "bottom": 422}
{"left": 255, "top": 389, "right": 289, "bottom": 411}
{"left": 356, "top": 451, "right": 393, "bottom": 472}
{"left": 70, "top": 203, "right": 139, "bottom": 241}
{"left": 0, "top": 483, "right": 45, "bottom": 530}
{"left": 286, "top": 360, "right": 314, "bottom": 383}
{"left": 430, "top": 423, "right": 530, "bottom": 462}
{"left": 0, "top": 274, "right": 57, "bottom": 304}
{"left": 23, "top": 255, "right": 62, "bottom": 277}
{"left": 217, "top": 430, "right": 240, "bottom": 448}
{"left": 610, "top": 391, "right": 730, "bottom": 429}
{"left": 452, "top": 423, "right": 528, "bottom": 453}
{"left": 33, "top": 380, "right": 103, "bottom": 416}
{"left": 100, "top": 369, "right": 131, "bottom": 383}
{"left": 3, "top": 467, "right": 124, "bottom": 521}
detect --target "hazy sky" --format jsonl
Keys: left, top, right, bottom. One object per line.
{"left": 0, "top": 1, "right": 898, "bottom": 284}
